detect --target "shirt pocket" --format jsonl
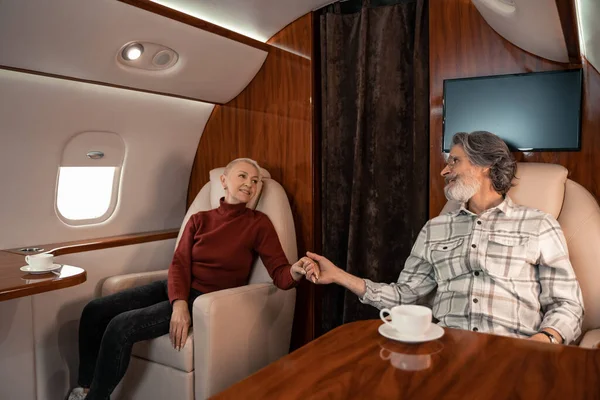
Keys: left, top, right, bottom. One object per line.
{"left": 430, "top": 237, "right": 469, "bottom": 282}
{"left": 485, "top": 234, "right": 530, "bottom": 277}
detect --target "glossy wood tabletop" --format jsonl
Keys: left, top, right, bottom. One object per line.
{"left": 213, "top": 320, "right": 600, "bottom": 400}
{"left": 0, "top": 251, "right": 86, "bottom": 301}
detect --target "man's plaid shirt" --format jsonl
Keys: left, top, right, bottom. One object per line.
{"left": 360, "top": 196, "right": 584, "bottom": 343}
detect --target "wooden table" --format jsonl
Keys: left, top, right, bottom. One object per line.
{"left": 213, "top": 320, "right": 600, "bottom": 399}
{"left": 0, "top": 251, "right": 86, "bottom": 301}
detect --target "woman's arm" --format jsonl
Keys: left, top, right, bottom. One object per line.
{"left": 167, "top": 216, "right": 197, "bottom": 304}
{"left": 253, "top": 215, "right": 298, "bottom": 290}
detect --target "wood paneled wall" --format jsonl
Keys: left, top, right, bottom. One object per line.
{"left": 187, "top": 14, "right": 316, "bottom": 347}
{"left": 429, "top": 0, "right": 600, "bottom": 216}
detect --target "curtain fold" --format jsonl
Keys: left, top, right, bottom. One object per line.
{"left": 320, "top": 0, "right": 429, "bottom": 334}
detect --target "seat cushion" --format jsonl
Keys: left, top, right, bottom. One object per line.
{"left": 131, "top": 329, "right": 194, "bottom": 373}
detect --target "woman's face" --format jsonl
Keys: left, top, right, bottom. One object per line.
{"left": 221, "top": 161, "right": 260, "bottom": 204}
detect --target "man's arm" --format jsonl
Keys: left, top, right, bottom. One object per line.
{"left": 536, "top": 214, "right": 585, "bottom": 344}
{"left": 306, "top": 225, "right": 437, "bottom": 310}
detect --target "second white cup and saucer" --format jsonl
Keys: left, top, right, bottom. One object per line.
{"left": 378, "top": 305, "right": 444, "bottom": 344}
{"left": 20, "top": 253, "right": 62, "bottom": 274}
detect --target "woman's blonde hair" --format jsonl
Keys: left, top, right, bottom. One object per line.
{"left": 223, "top": 158, "right": 262, "bottom": 180}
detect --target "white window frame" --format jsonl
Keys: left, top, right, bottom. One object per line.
{"left": 55, "top": 131, "right": 125, "bottom": 226}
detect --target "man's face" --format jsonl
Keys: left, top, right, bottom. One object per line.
{"left": 441, "top": 145, "right": 484, "bottom": 202}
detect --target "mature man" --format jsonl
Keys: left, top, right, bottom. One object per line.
{"left": 307, "top": 131, "right": 584, "bottom": 344}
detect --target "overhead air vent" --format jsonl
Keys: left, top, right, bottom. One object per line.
{"left": 117, "top": 41, "right": 179, "bottom": 71}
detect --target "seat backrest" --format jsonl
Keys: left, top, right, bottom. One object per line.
{"left": 175, "top": 167, "right": 298, "bottom": 284}
{"left": 440, "top": 162, "right": 600, "bottom": 333}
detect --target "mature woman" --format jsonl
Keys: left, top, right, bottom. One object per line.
{"left": 68, "top": 158, "right": 319, "bottom": 400}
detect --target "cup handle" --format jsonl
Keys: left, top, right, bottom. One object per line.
{"left": 25, "top": 255, "right": 30, "bottom": 264}
{"left": 380, "top": 308, "right": 396, "bottom": 330}
{"left": 379, "top": 348, "right": 392, "bottom": 360}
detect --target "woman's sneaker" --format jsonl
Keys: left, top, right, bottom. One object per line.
{"left": 67, "top": 387, "right": 87, "bottom": 400}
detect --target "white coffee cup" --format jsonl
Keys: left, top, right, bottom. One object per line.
{"left": 380, "top": 304, "right": 432, "bottom": 337}
{"left": 25, "top": 253, "right": 54, "bottom": 270}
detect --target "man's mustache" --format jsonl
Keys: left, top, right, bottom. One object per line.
{"left": 445, "top": 174, "right": 458, "bottom": 185}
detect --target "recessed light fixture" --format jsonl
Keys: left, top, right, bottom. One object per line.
{"left": 117, "top": 41, "right": 179, "bottom": 71}
{"left": 122, "top": 43, "right": 144, "bottom": 61}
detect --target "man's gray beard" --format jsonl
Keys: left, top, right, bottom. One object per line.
{"left": 444, "top": 177, "right": 480, "bottom": 203}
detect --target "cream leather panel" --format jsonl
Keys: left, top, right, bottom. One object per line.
{"left": 558, "top": 180, "right": 600, "bottom": 332}
{"left": 132, "top": 330, "right": 194, "bottom": 373}
{"left": 508, "top": 163, "right": 567, "bottom": 219}
{"left": 578, "top": 328, "right": 600, "bottom": 349}
{"left": 113, "top": 356, "right": 193, "bottom": 400}
{"left": 192, "top": 283, "right": 296, "bottom": 399}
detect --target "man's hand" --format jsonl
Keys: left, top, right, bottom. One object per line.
{"left": 170, "top": 300, "right": 191, "bottom": 351}
{"left": 305, "top": 251, "right": 342, "bottom": 285}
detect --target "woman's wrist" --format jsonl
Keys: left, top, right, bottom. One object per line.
{"left": 173, "top": 299, "right": 188, "bottom": 308}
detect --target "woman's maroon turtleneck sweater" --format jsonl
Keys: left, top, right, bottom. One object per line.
{"left": 167, "top": 198, "right": 297, "bottom": 303}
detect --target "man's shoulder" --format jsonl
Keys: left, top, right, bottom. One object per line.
{"left": 507, "top": 201, "right": 556, "bottom": 223}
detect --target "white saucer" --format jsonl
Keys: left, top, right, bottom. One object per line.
{"left": 378, "top": 323, "right": 444, "bottom": 344}
{"left": 20, "top": 264, "right": 63, "bottom": 274}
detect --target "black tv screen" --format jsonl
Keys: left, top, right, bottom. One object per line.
{"left": 442, "top": 69, "right": 583, "bottom": 152}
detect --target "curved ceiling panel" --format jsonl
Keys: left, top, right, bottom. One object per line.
{"left": 149, "top": 0, "right": 334, "bottom": 42}
{"left": 577, "top": 0, "right": 600, "bottom": 72}
{"left": 472, "top": 0, "right": 569, "bottom": 63}
{"left": 0, "top": 0, "right": 267, "bottom": 104}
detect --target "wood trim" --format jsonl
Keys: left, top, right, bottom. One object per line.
{"left": 118, "top": 0, "right": 271, "bottom": 53}
{"left": 556, "top": 0, "right": 581, "bottom": 64}
{"left": 0, "top": 252, "right": 87, "bottom": 302}
{"left": 0, "top": 65, "right": 221, "bottom": 105}
{"left": 4, "top": 229, "right": 179, "bottom": 257}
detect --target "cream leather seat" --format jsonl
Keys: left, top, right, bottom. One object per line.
{"left": 441, "top": 162, "right": 600, "bottom": 347}
{"left": 101, "top": 167, "right": 298, "bottom": 400}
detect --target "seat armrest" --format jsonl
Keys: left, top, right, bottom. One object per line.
{"left": 579, "top": 329, "right": 600, "bottom": 349}
{"left": 102, "top": 270, "right": 169, "bottom": 297}
{"left": 192, "top": 283, "right": 296, "bottom": 399}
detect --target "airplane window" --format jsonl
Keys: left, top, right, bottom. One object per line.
{"left": 56, "top": 166, "right": 119, "bottom": 224}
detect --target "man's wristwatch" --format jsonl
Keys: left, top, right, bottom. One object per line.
{"left": 538, "top": 330, "right": 558, "bottom": 344}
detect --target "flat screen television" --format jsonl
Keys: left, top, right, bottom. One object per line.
{"left": 442, "top": 69, "right": 583, "bottom": 152}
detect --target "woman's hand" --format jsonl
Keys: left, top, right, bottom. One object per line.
{"left": 170, "top": 300, "right": 191, "bottom": 351}
{"left": 290, "top": 257, "right": 321, "bottom": 283}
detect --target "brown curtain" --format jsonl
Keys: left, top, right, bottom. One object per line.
{"left": 319, "top": 0, "right": 429, "bottom": 334}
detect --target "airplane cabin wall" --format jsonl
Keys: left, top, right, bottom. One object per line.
{"left": 0, "top": 68, "right": 212, "bottom": 399}
{"left": 0, "top": 69, "right": 213, "bottom": 250}
{"left": 429, "top": 0, "right": 600, "bottom": 216}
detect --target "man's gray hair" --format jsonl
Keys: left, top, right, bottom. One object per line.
{"left": 223, "top": 158, "right": 262, "bottom": 179}
{"left": 452, "top": 131, "right": 516, "bottom": 195}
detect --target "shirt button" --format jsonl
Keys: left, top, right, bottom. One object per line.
{"left": 473, "top": 298, "right": 478, "bottom": 303}
{"left": 477, "top": 220, "right": 482, "bottom": 225}
{"left": 474, "top": 271, "right": 480, "bottom": 276}
{"left": 473, "top": 327, "right": 479, "bottom": 332}
{"left": 471, "top": 244, "right": 477, "bottom": 248}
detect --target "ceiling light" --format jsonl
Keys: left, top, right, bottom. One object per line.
{"left": 122, "top": 43, "right": 144, "bottom": 61}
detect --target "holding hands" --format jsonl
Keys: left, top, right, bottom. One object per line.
{"left": 290, "top": 251, "right": 343, "bottom": 285}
